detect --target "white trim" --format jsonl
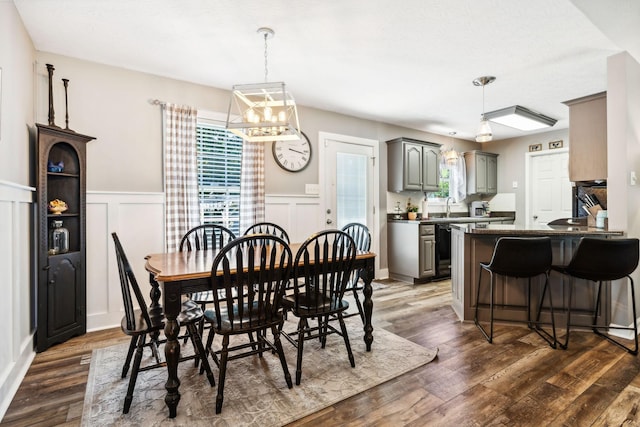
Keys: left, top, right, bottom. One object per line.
{"left": 318, "top": 131, "right": 381, "bottom": 277}
{"left": 0, "top": 181, "right": 35, "bottom": 202}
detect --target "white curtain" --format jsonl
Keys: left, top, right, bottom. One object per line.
{"left": 442, "top": 153, "right": 466, "bottom": 203}
{"left": 239, "top": 140, "right": 265, "bottom": 232}
{"left": 163, "top": 103, "right": 200, "bottom": 252}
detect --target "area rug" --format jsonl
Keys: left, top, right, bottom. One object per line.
{"left": 81, "top": 318, "right": 437, "bottom": 426}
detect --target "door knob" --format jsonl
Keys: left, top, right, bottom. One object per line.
{"left": 533, "top": 215, "right": 538, "bottom": 220}
{"left": 326, "top": 219, "right": 333, "bottom": 224}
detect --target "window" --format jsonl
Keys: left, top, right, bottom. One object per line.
{"left": 429, "top": 164, "right": 451, "bottom": 199}
{"left": 196, "top": 121, "right": 243, "bottom": 235}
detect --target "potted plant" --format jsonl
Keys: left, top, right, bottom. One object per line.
{"left": 407, "top": 204, "right": 419, "bottom": 220}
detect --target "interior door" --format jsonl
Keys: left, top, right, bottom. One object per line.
{"left": 528, "top": 149, "right": 572, "bottom": 225}
{"left": 324, "top": 139, "right": 374, "bottom": 232}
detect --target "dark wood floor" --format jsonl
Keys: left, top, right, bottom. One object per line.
{"left": 3, "top": 279, "right": 640, "bottom": 426}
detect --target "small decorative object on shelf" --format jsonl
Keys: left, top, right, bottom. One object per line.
{"left": 48, "top": 198, "right": 68, "bottom": 214}
{"left": 62, "top": 78, "right": 73, "bottom": 131}
{"left": 394, "top": 201, "right": 403, "bottom": 219}
{"left": 49, "top": 220, "right": 69, "bottom": 255}
{"left": 47, "top": 160, "right": 64, "bottom": 172}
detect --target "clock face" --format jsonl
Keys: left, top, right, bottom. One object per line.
{"left": 272, "top": 131, "right": 312, "bottom": 172}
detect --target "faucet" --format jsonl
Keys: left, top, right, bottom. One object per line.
{"left": 445, "top": 197, "right": 453, "bottom": 218}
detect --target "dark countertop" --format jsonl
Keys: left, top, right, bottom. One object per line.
{"left": 388, "top": 216, "right": 514, "bottom": 225}
{"left": 450, "top": 222, "right": 624, "bottom": 236}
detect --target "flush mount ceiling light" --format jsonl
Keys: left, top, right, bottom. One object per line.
{"left": 226, "top": 27, "right": 301, "bottom": 142}
{"left": 484, "top": 105, "right": 557, "bottom": 131}
{"left": 473, "top": 76, "right": 496, "bottom": 143}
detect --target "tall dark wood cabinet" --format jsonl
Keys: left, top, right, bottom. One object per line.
{"left": 35, "top": 124, "right": 95, "bottom": 352}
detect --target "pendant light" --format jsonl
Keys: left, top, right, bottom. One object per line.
{"left": 473, "top": 76, "right": 496, "bottom": 143}
{"left": 226, "top": 27, "right": 301, "bottom": 142}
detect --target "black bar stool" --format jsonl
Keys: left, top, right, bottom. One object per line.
{"left": 474, "top": 237, "right": 556, "bottom": 348}
{"left": 549, "top": 237, "right": 639, "bottom": 354}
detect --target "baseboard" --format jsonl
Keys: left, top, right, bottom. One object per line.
{"left": 607, "top": 317, "right": 640, "bottom": 341}
{"left": 0, "top": 334, "right": 35, "bottom": 420}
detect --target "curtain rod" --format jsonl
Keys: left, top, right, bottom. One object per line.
{"left": 149, "top": 98, "right": 166, "bottom": 106}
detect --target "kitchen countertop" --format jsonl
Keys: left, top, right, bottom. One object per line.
{"left": 388, "top": 216, "right": 514, "bottom": 224}
{"left": 450, "top": 222, "right": 623, "bottom": 236}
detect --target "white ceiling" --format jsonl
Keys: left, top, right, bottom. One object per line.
{"left": 12, "top": 0, "right": 640, "bottom": 141}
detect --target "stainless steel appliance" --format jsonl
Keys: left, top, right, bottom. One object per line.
{"left": 470, "top": 201, "right": 490, "bottom": 217}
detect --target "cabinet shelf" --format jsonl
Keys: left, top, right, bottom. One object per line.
{"left": 47, "top": 172, "right": 80, "bottom": 178}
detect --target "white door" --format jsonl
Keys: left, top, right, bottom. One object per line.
{"left": 319, "top": 132, "right": 379, "bottom": 276}
{"left": 527, "top": 148, "right": 572, "bottom": 225}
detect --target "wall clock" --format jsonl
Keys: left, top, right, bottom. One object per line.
{"left": 272, "top": 131, "right": 312, "bottom": 172}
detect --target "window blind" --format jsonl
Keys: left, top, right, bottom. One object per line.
{"left": 196, "top": 122, "right": 243, "bottom": 235}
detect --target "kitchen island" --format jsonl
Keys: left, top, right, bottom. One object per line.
{"left": 450, "top": 223, "right": 625, "bottom": 327}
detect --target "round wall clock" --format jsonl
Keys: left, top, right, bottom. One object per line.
{"left": 272, "top": 131, "right": 312, "bottom": 172}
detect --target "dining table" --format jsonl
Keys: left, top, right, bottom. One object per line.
{"left": 144, "top": 243, "right": 376, "bottom": 418}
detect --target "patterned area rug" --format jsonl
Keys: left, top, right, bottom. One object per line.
{"left": 81, "top": 318, "right": 437, "bottom": 426}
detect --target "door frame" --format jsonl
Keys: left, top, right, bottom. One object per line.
{"left": 318, "top": 131, "right": 380, "bottom": 276}
{"left": 524, "top": 147, "right": 570, "bottom": 226}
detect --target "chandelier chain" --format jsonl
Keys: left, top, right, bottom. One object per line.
{"left": 264, "top": 31, "right": 269, "bottom": 83}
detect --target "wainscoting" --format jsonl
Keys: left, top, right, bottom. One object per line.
{"left": 0, "top": 180, "right": 35, "bottom": 419}
{"left": 86, "top": 192, "right": 322, "bottom": 332}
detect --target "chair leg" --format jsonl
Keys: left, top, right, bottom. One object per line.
{"left": 531, "top": 273, "right": 557, "bottom": 348}
{"left": 271, "top": 325, "right": 293, "bottom": 388}
{"left": 474, "top": 267, "right": 494, "bottom": 343}
{"left": 121, "top": 335, "right": 138, "bottom": 378}
{"left": 592, "top": 278, "right": 639, "bottom": 355}
{"left": 558, "top": 279, "right": 574, "bottom": 350}
{"left": 337, "top": 312, "right": 356, "bottom": 368}
{"left": 123, "top": 334, "right": 145, "bottom": 414}
{"left": 215, "top": 335, "right": 230, "bottom": 414}
{"left": 187, "top": 323, "right": 215, "bottom": 387}
{"left": 295, "top": 318, "right": 306, "bottom": 385}
{"left": 352, "top": 278, "right": 365, "bottom": 323}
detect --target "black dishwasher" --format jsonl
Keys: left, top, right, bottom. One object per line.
{"left": 434, "top": 223, "right": 452, "bottom": 279}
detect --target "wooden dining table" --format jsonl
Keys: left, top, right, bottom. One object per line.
{"left": 144, "top": 243, "right": 376, "bottom": 418}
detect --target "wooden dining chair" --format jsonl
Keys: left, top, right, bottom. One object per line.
{"left": 179, "top": 224, "right": 237, "bottom": 342}
{"left": 243, "top": 222, "right": 290, "bottom": 243}
{"left": 202, "top": 234, "right": 293, "bottom": 413}
{"left": 341, "top": 223, "right": 371, "bottom": 322}
{"left": 111, "top": 232, "right": 214, "bottom": 414}
{"left": 281, "top": 229, "right": 358, "bottom": 385}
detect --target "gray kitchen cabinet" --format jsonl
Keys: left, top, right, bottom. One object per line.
{"left": 388, "top": 222, "right": 435, "bottom": 282}
{"left": 464, "top": 150, "right": 498, "bottom": 195}
{"left": 563, "top": 92, "right": 607, "bottom": 182}
{"left": 387, "top": 137, "right": 440, "bottom": 192}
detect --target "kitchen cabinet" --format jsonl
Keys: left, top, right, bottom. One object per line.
{"left": 563, "top": 92, "right": 607, "bottom": 182}
{"left": 35, "top": 124, "right": 94, "bottom": 352}
{"left": 387, "top": 137, "right": 440, "bottom": 192}
{"left": 388, "top": 222, "right": 435, "bottom": 282}
{"left": 464, "top": 150, "right": 498, "bottom": 195}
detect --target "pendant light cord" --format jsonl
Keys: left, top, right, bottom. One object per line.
{"left": 264, "top": 31, "right": 269, "bottom": 83}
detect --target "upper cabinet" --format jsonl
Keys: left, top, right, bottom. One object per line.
{"left": 464, "top": 150, "right": 498, "bottom": 195}
{"left": 563, "top": 92, "right": 607, "bottom": 182}
{"left": 387, "top": 137, "right": 440, "bottom": 192}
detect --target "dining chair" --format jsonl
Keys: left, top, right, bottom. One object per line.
{"left": 111, "top": 232, "right": 214, "bottom": 414}
{"left": 550, "top": 237, "right": 639, "bottom": 354}
{"left": 202, "top": 234, "right": 293, "bottom": 413}
{"left": 341, "top": 223, "right": 371, "bottom": 322}
{"left": 281, "top": 229, "right": 357, "bottom": 385}
{"left": 474, "top": 236, "right": 557, "bottom": 348}
{"left": 179, "top": 224, "right": 237, "bottom": 343}
{"left": 243, "top": 221, "right": 290, "bottom": 243}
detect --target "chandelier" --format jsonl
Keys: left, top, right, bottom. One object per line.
{"left": 226, "top": 27, "right": 301, "bottom": 142}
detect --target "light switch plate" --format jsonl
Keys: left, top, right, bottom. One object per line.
{"left": 305, "top": 183, "right": 320, "bottom": 194}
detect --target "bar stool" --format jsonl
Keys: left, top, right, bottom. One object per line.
{"left": 549, "top": 237, "right": 639, "bottom": 354}
{"left": 474, "top": 236, "right": 556, "bottom": 347}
